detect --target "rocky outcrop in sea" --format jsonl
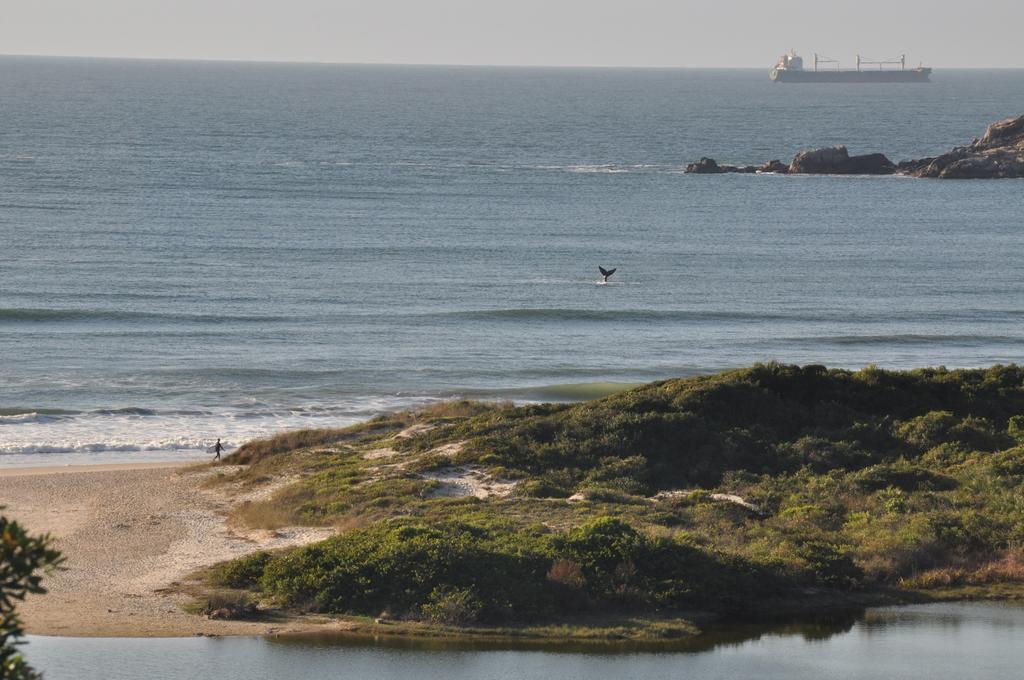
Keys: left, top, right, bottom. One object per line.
{"left": 789, "top": 146, "right": 895, "bottom": 175}
{"left": 685, "top": 114, "right": 1024, "bottom": 179}
{"left": 898, "top": 115, "right": 1024, "bottom": 178}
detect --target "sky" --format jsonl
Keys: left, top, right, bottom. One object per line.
{"left": 3, "top": 0, "right": 1022, "bottom": 68}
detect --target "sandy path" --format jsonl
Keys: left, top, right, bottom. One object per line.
{"left": 0, "top": 463, "right": 341, "bottom": 637}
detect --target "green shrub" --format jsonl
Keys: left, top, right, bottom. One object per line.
{"left": 2, "top": 512, "right": 64, "bottom": 679}
{"left": 259, "top": 521, "right": 554, "bottom": 621}
{"left": 876, "top": 487, "right": 908, "bottom": 514}
{"left": 209, "top": 551, "right": 272, "bottom": 589}
{"left": 776, "top": 504, "right": 836, "bottom": 532}
{"left": 420, "top": 586, "right": 484, "bottom": 625}
{"left": 1008, "top": 415, "right": 1024, "bottom": 444}
{"left": 894, "top": 411, "right": 959, "bottom": 449}
{"left": 854, "top": 464, "right": 957, "bottom": 492}
{"left": 794, "top": 541, "right": 863, "bottom": 590}
{"left": 555, "top": 518, "right": 646, "bottom": 595}
{"left": 843, "top": 512, "right": 941, "bottom": 580}
{"left": 552, "top": 517, "right": 772, "bottom": 608}
{"left": 951, "top": 416, "right": 1008, "bottom": 451}
{"left": 582, "top": 456, "right": 650, "bottom": 495}
{"left": 895, "top": 412, "right": 1007, "bottom": 452}
{"left": 516, "top": 479, "right": 572, "bottom": 498}
{"left": 920, "top": 442, "right": 971, "bottom": 466}
{"left": 988, "top": 448, "right": 1024, "bottom": 477}
{"left": 783, "top": 436, "right": 873, "bottom": 472}
{"left": 239, "top": 516, "right": 780, "bottom": 621}
{"left": 576, "top": 486, "right": 648, "bottom": 504}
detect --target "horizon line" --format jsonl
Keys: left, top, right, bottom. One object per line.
{"left": 2, "top": 52, "right": 1023, "bottom": 71}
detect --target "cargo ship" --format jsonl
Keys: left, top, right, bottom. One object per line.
{"left": 770, "top": 50, "right": 931, "bottom": 83}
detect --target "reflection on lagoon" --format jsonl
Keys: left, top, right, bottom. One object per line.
{"left": 273, "top": 610, "right": 861, "bottom": 654}
{"left": 25, "top": 602, "right": 1024, "bottom": 680}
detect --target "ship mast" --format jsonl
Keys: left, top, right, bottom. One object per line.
{"left": 813, "top": 53, "right": 839, "bottom": 72}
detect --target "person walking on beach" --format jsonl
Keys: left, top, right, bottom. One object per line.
{"left": 213, "top": 438, "right": 224, "bottom": 461}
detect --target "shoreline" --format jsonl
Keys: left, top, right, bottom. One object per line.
{"left": 0, "top": 460, "right": 195, "bottom": 477}
{"left": 8, "top": 458, "right": 1024, "bottom": 639}
{"left": 6, "top": 460, "right": 1024, "bottom": 641}
{"left": 0, "top": 449, "right": 215, "bottom": 472}
{"left": 4, "top": 462, "right": 340, "bottom": 637}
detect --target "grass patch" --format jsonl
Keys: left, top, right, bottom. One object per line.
{"left": 224, "top": 417, "right": 410, "bottom": 465}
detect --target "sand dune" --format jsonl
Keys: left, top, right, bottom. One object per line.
{"left": 1, "top": 462, "right": 339, "bottom": 637}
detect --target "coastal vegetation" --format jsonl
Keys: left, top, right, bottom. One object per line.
{"left": 205, "top": 364, "right": 1024, "bottom": 637}
{"left": 1, "top": 512, "right": 63, "bottom": 679}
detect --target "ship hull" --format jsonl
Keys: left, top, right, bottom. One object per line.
{"left": 770, "top": 68, "right": 931, "bottom": 83}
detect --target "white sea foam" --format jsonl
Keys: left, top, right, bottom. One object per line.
{"left": 0, "top": 408, "right": 364, "bottom": 463}
{"left": 0, "top": 412, "right": 62, "bottom": 425}
{"left": 0, "top": 387, "right": 578, "bottom": 463}
{"left": 0, "top": 392, "right": 449, "bottom": 466}
{"left": 0, "top": 440, "right": 209, "bottom": 455}
{"left": 529, "top": 163, "right": 676, "bottom": 174}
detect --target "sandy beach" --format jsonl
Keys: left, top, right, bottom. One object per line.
{"left": 1, "top": 462, "right": 340, "bottom": 637}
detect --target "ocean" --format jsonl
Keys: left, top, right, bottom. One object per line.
{"left": 2, "top": 56, "right": 1023, "bottom": 465}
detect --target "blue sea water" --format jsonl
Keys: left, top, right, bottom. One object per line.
{"left": 2, "top": 57, "right": 1024, "bottom": 463}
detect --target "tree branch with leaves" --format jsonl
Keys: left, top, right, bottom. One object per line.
{"left": 1, "top": 510, "right": 64, "bottom": 680}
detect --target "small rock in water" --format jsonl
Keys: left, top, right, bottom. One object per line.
{"left": 684, "top": 157, "right": 758, "bottom": 174}
{"left": 759, "top": 159, "right": 789, "bottom": 174}
{"left": 685, "top": 157, "right": 724, "bottom": 173}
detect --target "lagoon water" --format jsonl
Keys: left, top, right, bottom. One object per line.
{"left": 24, "top": 603, "right": 1024, "bottom": 680}
{"left": 2, "top": 57, "right": 1024, "bottom": 463}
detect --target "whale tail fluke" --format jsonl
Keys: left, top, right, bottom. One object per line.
{"left": 598, "top": 266, "right": 617, "bottom": 282}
